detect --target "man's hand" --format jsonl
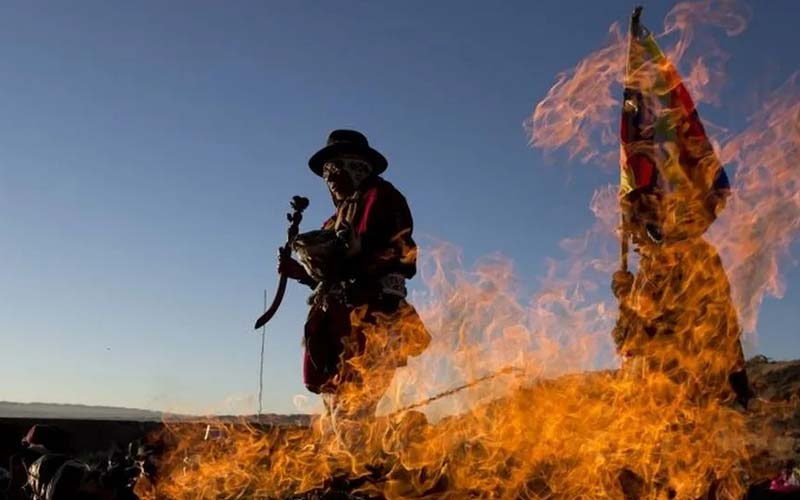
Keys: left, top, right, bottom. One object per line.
{"left": 611, "top": 270, "right": 634, "bottom": 299}
{"left": 277, "top": 249, "right": 309, "bottom": 281}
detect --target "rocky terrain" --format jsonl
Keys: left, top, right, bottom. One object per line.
{"left": 742, "top": 356, "right": 800, "bottom": 477}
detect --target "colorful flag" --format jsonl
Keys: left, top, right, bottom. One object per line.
{"left": 619, "top": 7, "right": 729, "bottom": 227}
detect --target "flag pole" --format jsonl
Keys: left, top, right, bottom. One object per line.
{"left": 619, "top": 229, "right": 629, "bottom": 272}
{"left": 619, "top": 7, "right": 643, "bottom": 273}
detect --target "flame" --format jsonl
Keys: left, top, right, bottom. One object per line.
{"left": 531, "top": 0, "right": 799, "bottom": 336}
{"left": 527, "top": 0, "right": 749, "bottom": 166}
{"left": 136, "top": 239, "right": 759, "bottom": 499}
{"left": 526, "top": 22, "right": 626, "bottom": 165}
{"left": 137, "top": 238, "right": 755, "bottom": 499}
{"left": 710, "top": 73, "right": 800, "bottom": 335}
{"left": 136, "top": 1, "right": 799, "bottom": 499}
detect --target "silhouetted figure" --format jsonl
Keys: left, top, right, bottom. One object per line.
{"left": 612, "top": 186, "right": 753, "bottom": 408}
{"left": 9, "top": 425, "right": 143, "bottom": 500}
{"left": 279, "top": 129, "right": 431, "bottom": 449}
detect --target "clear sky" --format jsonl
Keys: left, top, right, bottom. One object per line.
{"left": 1, "top": 1, "right": 798, "bottom": 415}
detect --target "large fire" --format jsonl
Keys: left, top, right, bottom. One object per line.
{"left": 136, "top": 1, "right": 799, "bottom": 499}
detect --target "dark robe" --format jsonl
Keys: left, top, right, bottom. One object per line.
{"left": 301, "top": 176, "right": 430, "bottom": 394}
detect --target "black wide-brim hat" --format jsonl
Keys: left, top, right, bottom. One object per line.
{"left": 308, "top": 129, "right": 388, "bottom": 176}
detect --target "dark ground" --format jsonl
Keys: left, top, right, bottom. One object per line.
{"left": 0, "top": 418, "right": 161, "bottom": 468}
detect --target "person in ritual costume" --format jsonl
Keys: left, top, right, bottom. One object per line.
{"left": 611, "top": 4, "right": 755, "bottom": 410}
{"left": 611, "top": 184, "right": 754, "bottom": 409}
{"left": 278, "top": 129, "right": 431, "bottom": 449}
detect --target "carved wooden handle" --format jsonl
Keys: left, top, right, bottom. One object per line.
{"left": 254, "top": 196, "right": 310, "bottom": 330}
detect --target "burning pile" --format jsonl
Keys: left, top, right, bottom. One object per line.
{"left": 136, "top": 366, "right": 760, "bottom": 499}
{"left": 137, "top": 2, "right": 799, "bottom": 499}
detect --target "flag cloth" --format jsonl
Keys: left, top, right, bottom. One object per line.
{"left": 619, "top": 7, "right": 730, "bottom": 232}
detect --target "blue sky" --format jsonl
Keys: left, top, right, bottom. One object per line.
{"left": 1, "top": 1, "right": 798, "bottom": 415}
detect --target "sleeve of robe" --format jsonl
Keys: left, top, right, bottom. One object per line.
{"left": 352, "top": 179, "right": 418, "bottom": 282}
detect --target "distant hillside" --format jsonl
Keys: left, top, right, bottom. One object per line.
{"left": 0, "top": 401, "right": 312, "bottom": 427}
{"left": 0, "top": 401, "right": 165, "bottom": 421}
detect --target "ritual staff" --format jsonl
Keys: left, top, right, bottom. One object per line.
{"left": 278, "top": 129, "right": 431, "bottom": 448}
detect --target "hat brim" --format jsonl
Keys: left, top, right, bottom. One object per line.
{"left": 308, "top": 144, "right": 387, "bottom": 177}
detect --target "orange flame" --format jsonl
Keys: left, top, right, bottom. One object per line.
{"left": 528, "top": 0, "right": 749, "bottom": 166}
{"left": 136, "top": 238, "right": 760, "bottom": 499}
{"left": 711, "top": 73, "right": 800, "bottom": 335}
{"left": 137, "top": 239, "right": 755, "bottom": 498}
{"left": 527, "top": 23, "right": 625, "bottom": 165}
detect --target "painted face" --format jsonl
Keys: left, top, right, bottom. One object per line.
{"left": 322, "top": 155, "right": 373, "bottom": 199}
